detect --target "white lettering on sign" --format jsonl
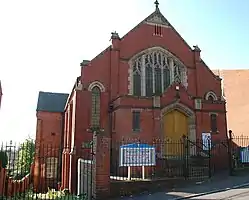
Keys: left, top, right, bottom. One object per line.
{"left": 119, "top": 144, "right": 156, "bottom": 167}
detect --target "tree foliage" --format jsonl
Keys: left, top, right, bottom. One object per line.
{"left": 0, "top": 151, "right": 8, "bottom": 168}
{"left": 15, "top": 138, "right": 35, "bottom": 177}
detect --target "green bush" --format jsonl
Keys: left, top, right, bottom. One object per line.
{"left": 0, "top": 151, "right": 8, "bottom": 168}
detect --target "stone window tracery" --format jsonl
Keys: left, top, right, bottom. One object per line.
{"left": 129, "top": 48, "right": 187, "bottom": 96}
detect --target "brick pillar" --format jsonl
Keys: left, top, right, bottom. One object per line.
{"left": 153, "top": 109, "right": 161, "bottom": 138}
{"left": 33, "top": 145, "right": 40, "bottom": 193}
{"left": 92, "top": 134, "right": 111, "bottom": 199}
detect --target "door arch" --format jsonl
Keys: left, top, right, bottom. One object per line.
{"left": 161, "top": 102, "right": 196, "bottom": 156}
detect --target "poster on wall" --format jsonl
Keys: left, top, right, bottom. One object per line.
{"left": 202, "top": 132, "right": 212, "bottom": 151}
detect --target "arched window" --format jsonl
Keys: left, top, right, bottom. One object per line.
{"left": 133, "top": 58, "right": 142, "bottom": 96}
{"left": 205, "top": 91, "right": 218, "bottom": 102}
{"left": 145, "top": 54, "right": 154, "bottom": 96}
{"left": 130, "top": 48, "right": 186, "bottom": 97}
{"left": 208, "top": 95, "right": 214, "bottom": 101}
{"left": 91, "top": 86, "right": 101, "bottom": 127}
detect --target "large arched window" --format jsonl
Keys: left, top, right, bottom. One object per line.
{"left": 91, "top": 86, "right": 101, "bottom": 127}
{"left": 129, "top": 48, "right": 187, "bottom": 97}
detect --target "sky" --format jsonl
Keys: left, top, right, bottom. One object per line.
{"left": 0, "top": 0, "right": 248, "bottom": 143}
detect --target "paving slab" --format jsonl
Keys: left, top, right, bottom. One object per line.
{"left": 115, "top": 172, "right": 249, "bottom": 200}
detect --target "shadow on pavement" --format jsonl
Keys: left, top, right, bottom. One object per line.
{"left": 112, "top": 172, "right": 249, "bottom": 200}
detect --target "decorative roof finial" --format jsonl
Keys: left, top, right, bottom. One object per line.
{"left": 154, "top": 0, "right": 159, "bottom": 10}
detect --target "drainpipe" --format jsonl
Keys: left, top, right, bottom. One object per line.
{"left": 69, "top": 91, "right": 76, "bottom": 192}
{"left": 58, "top": 111, "right": 65, "bottom": 184}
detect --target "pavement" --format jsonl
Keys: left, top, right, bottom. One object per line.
{"left": 116, "top": 172, "right": 249, "bottom": 200}
{"left": 191, "top": 185, "right": 249, "bottom": 199}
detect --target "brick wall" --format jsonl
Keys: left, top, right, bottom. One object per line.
{"left": 36, "top": 111, "right": 64, "bottom": 147}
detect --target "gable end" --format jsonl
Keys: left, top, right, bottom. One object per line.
{"left": 144, "top": 10, "right": 170, "bottom": 27}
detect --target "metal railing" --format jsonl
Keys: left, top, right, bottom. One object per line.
{"left": 110, "top": 137, "right": 212, "bottom": 181}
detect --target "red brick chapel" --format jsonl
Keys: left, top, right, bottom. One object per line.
{"left": 34, "top": 1, "right": 228, "bottom": 193}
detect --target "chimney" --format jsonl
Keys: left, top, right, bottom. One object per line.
{"left": 193, "top": 45, "right": 201, "bottom": 62}
{"left": 111, "top": 31, "right": 120, "bottom": 50}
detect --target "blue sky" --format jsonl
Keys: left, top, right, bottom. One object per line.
{"left": 0, "top": 0, "right": 248, "bottom": 143}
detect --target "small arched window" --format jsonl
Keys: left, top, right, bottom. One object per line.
{"left": 208, "top": 95, "right": 214, "bottom": 101}
{"left": 205, "top": 91, "right": 218, "bottom": 102}
{"left": 91, "top": 86, "right": 101, "bottom": 127}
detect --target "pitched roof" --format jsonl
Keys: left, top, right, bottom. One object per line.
{"left": 120, "top": 3, "right": 193, "bottom": 52}
{"left": 90, "top": 2, "right": 196, "bottom": 67}
{"left": 36, "top": 91, "right": 69, "bottom": 113}
{"left": 212, "top": 69, "right": 249, "bottom": 136}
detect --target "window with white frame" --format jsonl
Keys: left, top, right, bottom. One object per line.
{"left": 46, "top": 157, "right": 58, "bottom": 179}
{"left": 129, "top": 49, "right": 187, "bottom": 97}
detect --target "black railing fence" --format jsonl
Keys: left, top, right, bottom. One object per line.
{"left": 110, "top": 137, "right": 212, "bottom": 181}
{"left": 1, "top": 132, "right": 249, "bottom": 199}
{"left": 228, "top": 134, "right": 249, "bottom": 174}
{"left": 0, "top": 141, "right": 94, "bottom": 200}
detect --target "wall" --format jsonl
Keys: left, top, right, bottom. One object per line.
{"left": 214, "top": 70, "right": 249, "bottom": 136}
{"left": 36, "top": 111, "right": 64, "bottom": 147}
{"left": 62, "top": 12, "right": 227, "bottom": 194}
{"left": 78, "top": 20, "right": 226, "bottom": 141}
{"left": 0, "top": 162, "right": 34, "bottom": 197}
{"left": 34, "top": 111, "right": 63, "bottom": 193}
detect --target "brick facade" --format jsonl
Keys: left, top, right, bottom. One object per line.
{"left": 34, "top": 92, "right": 68, "bottom": 192}
{"left": 35, "top": 3, "right": 228, "bottom": 196}
{"left": 213, "top": 69, "right": 249, "bottom": 137}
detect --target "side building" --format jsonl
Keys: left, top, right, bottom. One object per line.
{"left": 213, "top": 69, "right": 249, "bottom": 137}
{"left": 34, "top": 91, "right": 68, "bottom": 191}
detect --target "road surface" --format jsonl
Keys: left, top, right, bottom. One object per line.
{"left": 191, "top": 186, "right": 249, "bottom": 200}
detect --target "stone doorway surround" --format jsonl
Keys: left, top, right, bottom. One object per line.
{"left": 160, "top": 102, "right": 196, "bottom": 155}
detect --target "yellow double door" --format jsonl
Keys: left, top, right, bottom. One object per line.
{"left": 163, "top": 110, "right": 188, "bottom": 156}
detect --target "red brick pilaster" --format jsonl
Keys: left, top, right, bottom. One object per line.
{"left": 33, "top": 119, "right": 42, "bottom": 192}
{"left": 92, "top": 134, "right": 111, "bottom": 199}
{"left": 153, "top": 109, "right": 161, "bottom": 138}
